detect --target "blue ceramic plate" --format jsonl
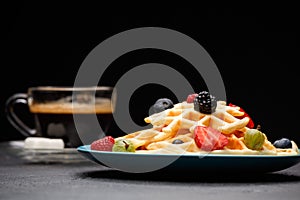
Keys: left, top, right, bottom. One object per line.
{"left": 77, "top": 145, "right": 300, "bottom": 173}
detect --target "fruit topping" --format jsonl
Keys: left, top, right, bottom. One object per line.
{"left": 186, "top": 93, "right": 198, "bottom": 103}
{"left": 91, "top": 136, "right": 115, "bottom": 151}
{"left": 243, "top": 129, "right": 265, "bottom": 150}
{"left": 229, "top": 103, "right": 255, "bottom": 128}
{"left": 153, "top": 98, "right": 174, "bottom": 113}
{"left": 112, "top": 139, "right": 135, "bottom": 152}
{"left": 193, "top": 91, "right": 217, "bottom": 114}
{"left": 273, "top": 138, "right": 292, "bottom": 149}
{"left": 194, "top": 126, "right": 228, "bottom": 151}
{"left": 172, "top": 139, "right": 184, "bottom": 144}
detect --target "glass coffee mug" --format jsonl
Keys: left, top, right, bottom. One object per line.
{"left": 5, "top": 86, "right": 116, "bottom": 148}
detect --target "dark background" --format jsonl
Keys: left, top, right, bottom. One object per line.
{"left": 1, "top": 2, "right": 299, "bottom": 145}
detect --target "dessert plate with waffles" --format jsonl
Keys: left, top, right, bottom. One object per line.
{"left": 77, "top": 91, "right": 300, "bottom": 173}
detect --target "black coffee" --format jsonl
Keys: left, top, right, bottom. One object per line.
{"left": 30, "top": 102, "right": 118, "bottom": 148}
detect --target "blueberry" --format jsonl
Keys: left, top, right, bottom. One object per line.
{"left": 153, "top": 98, "right": 174, "bottom": 113}
{"left": 172, "top": 139, "right": 184, "bottom": 144}
{"left": 273, "top": 138, "right": 292, "bottom": 149}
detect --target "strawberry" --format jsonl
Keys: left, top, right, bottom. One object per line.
{"left": 194, "top": 126, "right": 228, "bottom": 151}
{"left": 90, "top": 136, "right": 115, "bottom": 151}
{"left": 229, "top": 103, "right": 255, "bottom": 129}
{"left": 186, "top": 93, "right": 198, "bottom": 103}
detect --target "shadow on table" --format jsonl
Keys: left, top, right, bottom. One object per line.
{"left": 79, "top": 169, "right": 300, "bottom": 183}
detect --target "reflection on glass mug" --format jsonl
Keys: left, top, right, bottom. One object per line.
{"left": 5, "top": 86, "right": 117, "bottom": 148}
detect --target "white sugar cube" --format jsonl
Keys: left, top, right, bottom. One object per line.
{"left": 24, "top": 137, "right": 64, "bottom": 149}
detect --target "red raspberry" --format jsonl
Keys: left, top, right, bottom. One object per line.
{"left": 194, "top": 126, "right": 228, "bottom": 151}
{"left": 90, "top": 136, "right": 115, "bottom": 151}
{"left": 186, "top": 93, "right": 198, "bottom": 103}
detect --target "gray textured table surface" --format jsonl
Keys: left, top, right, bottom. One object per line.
{"left": 1, "top": 141, "right": 300, "bottom": 200}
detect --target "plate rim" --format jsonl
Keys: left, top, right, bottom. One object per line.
{"left": 77, "top": 145, "right": 300, "bottom": 158}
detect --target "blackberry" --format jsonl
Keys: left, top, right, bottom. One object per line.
{"left": 193, "top": 91, "right": 217, "bottom": 114}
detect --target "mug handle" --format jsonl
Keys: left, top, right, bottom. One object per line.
{"left": 5, "top": 93, "right": 37, "bottom": 137}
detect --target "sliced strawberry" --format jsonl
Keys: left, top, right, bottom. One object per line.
{"left": 91, "top": 136, "right": 115, "bottom": 151}
{"left": 186, "top": 93, "right": 198, "bottom": 103}
{"left": 194, "top": 126, "right": 228, "bottom": 151}
{"left": 229, "top": 103, "right": 255, "bottom": 129}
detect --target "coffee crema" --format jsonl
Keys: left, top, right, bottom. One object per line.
{"left": 29, "top": 101, "right": 113, "bottom": 114}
